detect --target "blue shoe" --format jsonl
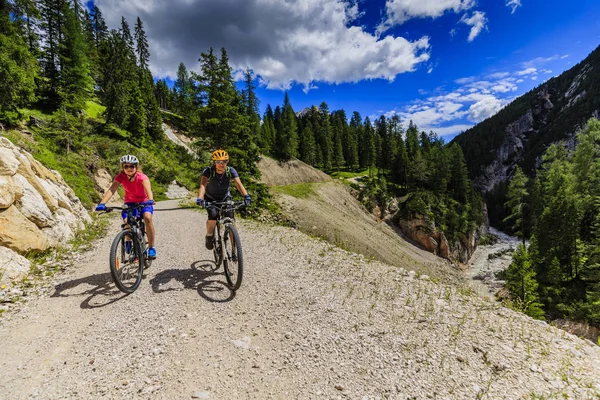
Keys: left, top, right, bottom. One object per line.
{"left": 147, "top": 247, "right": 156, "bottom": 259}
{"left": 125, "top": 240, "right": 133, "bottom": 254}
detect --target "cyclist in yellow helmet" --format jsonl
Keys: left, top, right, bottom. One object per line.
{"left": 197, "top": 149, "right": 251, "bottom": 250}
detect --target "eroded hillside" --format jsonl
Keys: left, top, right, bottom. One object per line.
{"left": 258, "top": 156, "right": 459, "bottom": 282}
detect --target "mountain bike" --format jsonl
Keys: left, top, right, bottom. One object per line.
{"left": 204, "top": 200, "right": 245, "bottom": 291}
{"left": 100, "top": 202, "right": 154, "bottom": 294}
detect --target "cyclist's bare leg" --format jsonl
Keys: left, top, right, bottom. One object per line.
{"left": 206, "top": 220, "right": 216, "bottom": 237}
{"left": 143, "top": 212, "right": 155, "bottom": 247}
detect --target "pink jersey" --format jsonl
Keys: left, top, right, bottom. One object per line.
{"left": 114, "top": 172, "right": 149, "bottom": 203}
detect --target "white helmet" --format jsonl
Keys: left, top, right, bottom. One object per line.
{"left": 120, "top": 154, "right": 139, "bottom": 164}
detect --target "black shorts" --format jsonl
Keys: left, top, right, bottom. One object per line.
{"left": 206, "top": 197, "right": 234, "bottom": 221}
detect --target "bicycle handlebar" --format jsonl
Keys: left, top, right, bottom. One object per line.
{"left": 203, "top": 200, "right": 246, "bottom": 209}
{"left": 98, "top": 201, "right": 155, "bottom": 213}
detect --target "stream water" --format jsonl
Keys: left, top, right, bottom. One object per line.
{"left": 467, "top": 227, "right": 522, "bottom": 301}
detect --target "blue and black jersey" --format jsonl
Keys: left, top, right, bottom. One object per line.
{"left": 202, "top": 166, "right": 239, "bottom": 201}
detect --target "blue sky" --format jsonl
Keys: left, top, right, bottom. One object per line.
{"left": 94, "top": 0, "right": 600, "bottom": 141}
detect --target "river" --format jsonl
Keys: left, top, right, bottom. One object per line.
{"left": 467, "top": 227, "right": 522, "bottom": 301}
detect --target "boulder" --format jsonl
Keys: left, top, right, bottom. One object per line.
{"left": 16, "top": 157, "right": 58, "bottom": 212}
{"left": 0, "top": 205, "right": 49, "bottom": 253}
{"left": 0, "top": 141, "right": 20, "bottom": 175}
{"left": 0, "top": 175, "right": 23, "bottom": 209}
{"left": 13, "top": 174, "right": 54, "bottom": 228}
{"left": 0, "top": 246, "right": 31, "bottom": 286}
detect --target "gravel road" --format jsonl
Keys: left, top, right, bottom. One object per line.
{"left": 1, "top": 200, "right": 599, "bottom": 399}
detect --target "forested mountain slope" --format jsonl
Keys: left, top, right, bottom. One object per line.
{"left": 452, "top": 44, "right": 600, "bottom": 191}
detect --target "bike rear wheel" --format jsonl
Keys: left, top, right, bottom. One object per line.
{"left": 109, "top": 230, "right": 144, "bottom": 293}
{"left": 223, "top": 225, "right": 243, "bottom": 290}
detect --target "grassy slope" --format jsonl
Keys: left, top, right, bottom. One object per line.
{"left": 5, "top": 103, "right": 204, "bottom": 207}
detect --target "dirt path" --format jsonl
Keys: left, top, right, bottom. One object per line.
{"left": 1, "top": 201, "right": 600, "bottom": 399}
{"left": 162, "top": 123, "right": 195, "bottom": 156}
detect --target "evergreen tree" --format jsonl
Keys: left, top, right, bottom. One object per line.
{"left": 91, "top": 5, "right": 107, "bottom": 49}
{"left": 259, "top": 104, "right": 276, "bottom": 153}
{"left": 362, "top": 117, "right": 376, "bottom": 176}
{"left": 58, "top": 1, "right": 93, "bottom": 113}
{"left": 133, "top": 17, "right": 161, "bottom": 139}
{"left": 317, "top": 102, "right": 333, "bottom": 170}
{"left": 279, "top": 92, "right": 298, "bottom": 160}
{"left": 242, "top": 68, "right": 260, "bottom": 148}
{"left": 505, "top": 243, "right": 545, "bottom": 319}
{"left": 0, "top": 0, "right": 38, "bottom": 124}
{"left": 331, "top": 110, "right": 346, "bottom": 171}
{"left": 503, "top": 166, "right": 529, "bottom": 244}
{"left": 347, "top": 111, "right": 361, "bottom": 171}
{"left": 39, "top": 0, "right": 67, "bottom": 107}
{"left": 299, "top": 122, "right": 316, "bottom": 165}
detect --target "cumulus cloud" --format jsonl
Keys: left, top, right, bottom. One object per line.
{"left": 378, "top": 0, "right": 475, "bottom": 32}
{"left": 94, "top": 0, "right": 430, "bottom": 90}
{"left": 516, "top": 67, "right": 537, "bottom": 76}
{"left": 468, "top": 96, "right": 503, "bottom": 122}
{"left": 389, "top": 69, "right": 527, "bottom": 137}
{"left": 460, "top": 11, "right": 488, "bottom": 42}
{"left": 506, "top": 0, "right": 521, "bottom": 14}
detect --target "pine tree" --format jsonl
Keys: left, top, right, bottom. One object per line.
{"left": 299, "top": 122, "right": 316, "bottom": 165}
{"left": 259, "top": 105, "right": 276, "bottom": 153}
{"left": 58, "top": 1, "right": 93, "bottom": 113}
{"left": 39, "top": 0, "right": 67, "bottom": 107}
{"left": 134, "top": 17, "right": 161, "bottom": 139}
{"left": 347, "top": 111, "right": 361, "bottom": 171}
{"left": 317, "top": 102, "right": 333, "bottom": 170}
{"left": 279, "top": 92, "right": 298, "bottom": 160}
{"left": 503, "top": 166, "right": 529, "bottom": 244}
{"left": 505, "top": 244, "right": 545, "bottom": 319}
{"left": 362, "top": 117, "right": 376, "bottom": 176}
{"left": 91, "top": 5, "right": 107, "bottom": 49}
{"left": 0, "top": 0, "right": 38, "bottom": 124}
{"left": 242, "top": 68, "right": 260, "bottom": 147}
{"left": 331, "top": 110, "right": 346, "bottom": 171}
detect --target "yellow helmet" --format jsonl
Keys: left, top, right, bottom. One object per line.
{"left": 211, "top": 149, "right": 229, "bottom": 161}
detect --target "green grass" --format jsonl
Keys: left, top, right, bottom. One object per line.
{"left": 271, "top": 182, "right": 318, "bottom": 198}
{"left": 85, "top": 101, "right": 106, "bottom": 120}
{"left": 19, "top": 107, "right": 53, "bottom": 121}
{"left": 330, "top": 168, "right": 369, "bottom": 179}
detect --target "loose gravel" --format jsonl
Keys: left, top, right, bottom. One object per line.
{"left": 1, "top": 200, "right": 599, "bottom": 399}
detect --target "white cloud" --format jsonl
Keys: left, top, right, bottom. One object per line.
{"left": 378, "top": 0, "right": 475, "bottom": 32}
{"left": 516, "top": 67, "right": 537, "bottom": 76}
{"left": 468, "top": 96, "right": 503, "bottom": 122}
{"left": 487, "top": 72, "right": 510, "bottom": 79}
{"left": 506, "top": 0, "right": 521, "bottom": 14}
{"left": 521, "top": 55, "right": 558, "bottom": 68}
{"left": 541, "top": 69, "right": 552, "bottom": 74}
{"left": 95, "top": 0, "right": 431, "bottom": 90}
{"left": 460, "top": 11, "right": 488, "bottom": 42}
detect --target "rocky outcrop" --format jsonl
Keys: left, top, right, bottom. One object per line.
{"left": 396, "top": 204, "right": 489, "bottom": 264}
{"left": 397, "top": 218, "right": 479, "bottom": 263}
{"left": 0, "top": 137, "right": 90, "bottom": 286}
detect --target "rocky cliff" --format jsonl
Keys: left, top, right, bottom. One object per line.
{"left": 453, "top": 44, "right": 600, "bottom": 192}
{"left": 0, "top": 137, "right": 90, "bottom": 285}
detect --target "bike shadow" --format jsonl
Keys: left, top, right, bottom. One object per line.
{"left": 51, "top": 272, "right": 130, "bottom": 308}
{"left": 149, "top": 260, "right": 236, "bottom": 302}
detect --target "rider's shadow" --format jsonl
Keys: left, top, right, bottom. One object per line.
{"left": 51, "top": 272, "right": 128, "bottom": 308}
{"left": 149, "top": 260, "right": 236, "bottom": 302}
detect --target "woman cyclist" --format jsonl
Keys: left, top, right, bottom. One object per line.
{"left": 196, "top": 149, "right": 251, "bottom": 250}
{"left": 95, "top": 155, "right": 157, "bottom": 259}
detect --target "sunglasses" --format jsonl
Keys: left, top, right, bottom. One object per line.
{"left": 123, "top": 164, "right": 136, "bottom": 169}
{"left": 214, "top": 160, "right": 227, "bottom": 165}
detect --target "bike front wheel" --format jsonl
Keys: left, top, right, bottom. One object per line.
{"left": 109, "top": 230, "right": 144, "bottom": 293}
{"left": 223, "top": 225, "right": 243, "bottom": 291}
